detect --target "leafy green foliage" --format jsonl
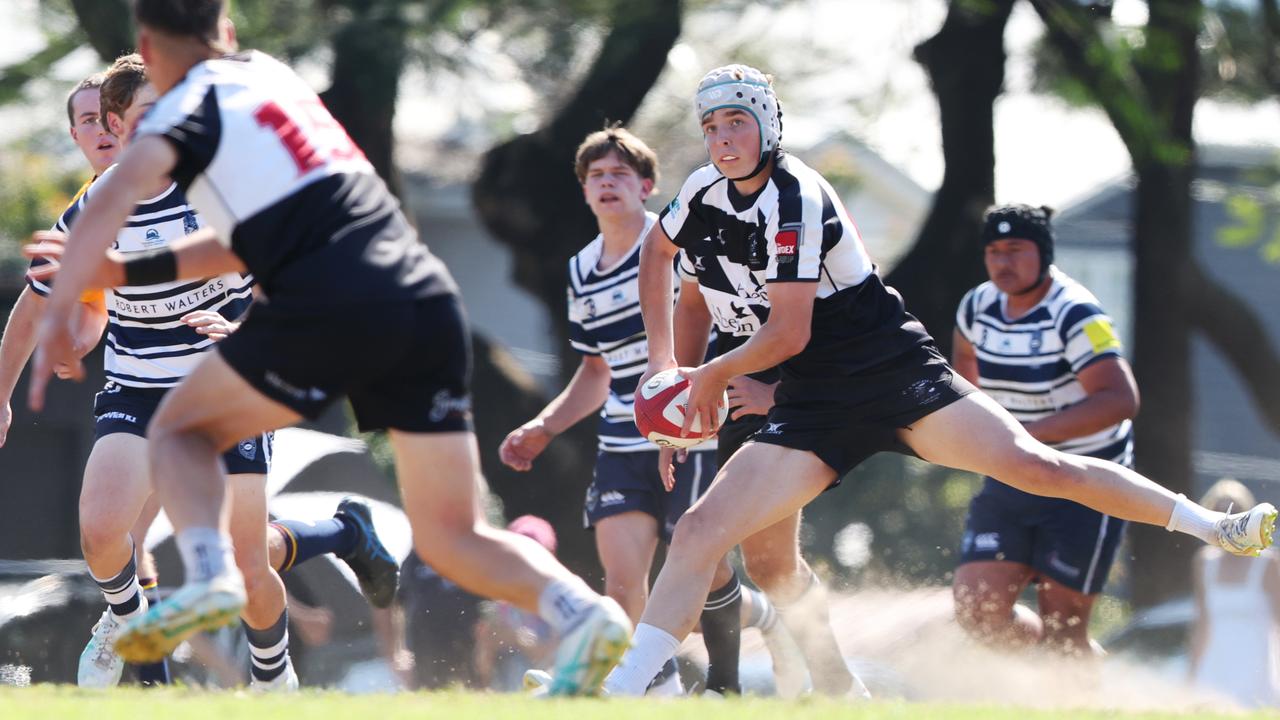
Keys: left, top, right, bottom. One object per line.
{"left": 0, "top": 146, "right": 87, "bottom": 290}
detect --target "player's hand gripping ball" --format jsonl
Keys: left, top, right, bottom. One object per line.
{"left": 634, "top": 368, "right": 728, "bottom": 449}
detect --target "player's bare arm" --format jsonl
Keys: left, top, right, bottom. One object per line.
{"left": 1021, "top": 356, "right": 1140, "bottom": 444}
{"left": 637, "top": 222, "right": 680, "bottom": 378}
{"left": 499, "top": 354, "right": 611, "bottom": 472}
{"left": 950, "top": 328, "right": 980, "bottom": 385}
{"left": 679, "top": 281, "right": 815, "bottom": 437}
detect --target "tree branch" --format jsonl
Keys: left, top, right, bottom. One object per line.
{"left": 1028, "top": 0, "right": 1166, "bottom": 168}
{"left": 0, "top": 30, "right": 84, "bottom": 106}
{"left": 68, "top": 0, "right": 134, "bottom": 62}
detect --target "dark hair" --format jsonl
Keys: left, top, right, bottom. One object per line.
{"left": 66, "top": 73, "right": 105, "bottom": 127}
{"left": 100, "top": 53, "right": 149, "bottom": 130}
{"left": 133, "top": 0, "right": 225, "bottom": 44}
{"left": 574, "top": 124, "right": 659, "bottom": 187}
{"left": 981, "top": 203, "right": 1055, "bottom": 273}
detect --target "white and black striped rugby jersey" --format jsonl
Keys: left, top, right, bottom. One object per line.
{"left": 676, "top": 248, "right": 778, "bottom": 385}
{"left": 134, "top": 50, "right": 454, "bottom": 309}
{"left": 30, "top": 176, "right": 253, "bottom": 388}
{"left": 660, "top": 153, "right": 931, "bottom": 376}
{"left": 955, "top": 267, "right": 1132, "bottom": 462}
{"left": 567, "top": 213, "right": 715, "bottom": 453}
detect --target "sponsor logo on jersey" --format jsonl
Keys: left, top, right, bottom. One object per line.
{"left": 599, "top": 491, "right": 627, "bottom": 507}
{"left": 97, "top": 411, "right": 138, "bottom": 424}
{"left": 760, "top": 422, "right": 785, "bottom": 435}
{"left": 775, "top": 229, "right": 799, "bottom": 256}
{"left": 667, "top": 197, "right": 681, "bottom": 215}
{"left": 183, "top": 211, "right": 199, "bottom": 235}
{"left": 902, "top": 378, "right": 942, "bottom": 404}
{"left": 264, "top": 371, "right": 327, "bottom": 403}
{"left": 143, "top": 228, "right": 164, "bottom": 248}
{"left": 238, "top": 439, "right": 257, "bottom": 460}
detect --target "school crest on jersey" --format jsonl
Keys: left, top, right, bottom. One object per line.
{"left": 143, "top": 228, "right": 164, "bottom": 248}
{"left": 238, "top": 439, "right": 257, "bottom": 460}
{"left": 183, "top": 211, "right": 200, "bottom": 235}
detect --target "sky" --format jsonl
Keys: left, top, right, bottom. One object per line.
{"left": 2, "top": 0, "right": 1279, "bottom": 209}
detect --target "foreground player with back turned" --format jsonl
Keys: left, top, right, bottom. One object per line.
{"left": 599, "top": 63, "right": 1276, "bottom": 695}
{"left": 28, "top": 0, "right": 628, "bottom": 697}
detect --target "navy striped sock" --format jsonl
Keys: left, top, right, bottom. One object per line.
{"left": 245, "top": 611, "right": 290, "bottom": 682}
{"left": 91, "top": 555, "right": 142, "bottom": 618}
{"left": 271, "top": 518, "right": 357, "bottom": 572}
{"left": 701, "top": 573, "right": 743, "bottom": 695}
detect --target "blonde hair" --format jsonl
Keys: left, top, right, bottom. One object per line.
{"left": 1200, "top": 478, "right": 1256, "bottom": 514}
{"left": 574, "top": 124, "right": 658, "bottom": 187}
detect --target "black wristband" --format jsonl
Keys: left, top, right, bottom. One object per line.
{"left": 123, "top": 248, "right": 178, "bottom": 286}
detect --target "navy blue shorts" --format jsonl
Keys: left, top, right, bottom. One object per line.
{"left": 958, "top": 476, "right": 1127, "bottom": 595}
{"left": 92, "top": 382, "right": 273, "bottom": 475}
{"left": 583, "top": 449, "right": 717, "bottom": 543}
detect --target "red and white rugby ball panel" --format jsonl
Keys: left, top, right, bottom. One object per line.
{"left": 634, "top": 368, "right": 728, "bottom": 449}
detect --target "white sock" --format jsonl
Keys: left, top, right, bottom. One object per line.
{"left": 176, "top": 527, "right": 233, "bottom": 583}
{"left": 1165, "top": 494, "right": 1223, "bottom": 544}
{"left": 537, "top": 577, "right": 599, "bottom": 635}
{"left": 602, "top": 623, "right": 681, "bottom": 696}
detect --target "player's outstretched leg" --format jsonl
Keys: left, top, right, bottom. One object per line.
{"left": 699, "top": 559, "right": 743, "bottom": 695}
{"left": 739, "top": 581, "right": 808, "bottom": 698}
{"left": 269, "top": 498, "right": 400, "bottom": 608}
{"left": 131, "top": 497, "right": 171, "bottom": 685}
{"left": 229, "top": 472, "right": 296, "bottom": 691}
{"left": 77, "top": 434, "right": 154, "bottom": 687}
{"left": 391, "top": 429, "right": 630, "bottom": 696}
{"left": 740, "top": 512, "right": 865, "bottom": 698}
{"left": 605, "top": 444, "right": 832, "bottom": 696}
{"left": 900, "top": 392, "right": 1276, "bottom": 555}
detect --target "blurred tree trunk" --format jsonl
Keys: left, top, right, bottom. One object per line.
{"left": 319, "top": 0, "right": 408, "bottom": 195}
{"left": 1032, "top": 0, "right": 1222, "bottom": 606}
{"left": 470, "top": 0, "right": 681, "bottom": 574}
{"left": 473, "top": 0, "right": 682, "bottom": 382}
{"left": 69, "top": 0, "right": 134, "bottom": 62}
{"left": 886, "top": 0, "right": 1014, "bottom": 356}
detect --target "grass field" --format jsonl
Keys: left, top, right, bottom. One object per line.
{"left": 1, "top": 687, "right": 1277, "bottom": 720}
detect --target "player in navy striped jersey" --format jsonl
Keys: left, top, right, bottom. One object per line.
{"left": 28, "top": 0, "right": 628, "bottom": 697}
{"left": 602, "top": 63, "right": 1276, "bottom": 696}
{"left": 500, "top": 127, "right": 793, "bottom": 696}
{"left": 0, "top": 74, "right": 115, "bottom": 449}
{"left": 952, "top": 205, "right": 1138, "bottom": 656}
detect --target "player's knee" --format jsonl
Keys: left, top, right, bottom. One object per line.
{"left": 742, "top": 549, "right": 802, "bottom": 594}
{"left": 952, "top": 579, "right": 1009, "bottom": 635}
{"left": 1000, "top": 448, "right": 1081, "bottom": 499}
{"left": 78, "top": 512, "right": 123, "bottom": 561}
{"left": 669, "top": 509, "right": 732, "bottom": 566}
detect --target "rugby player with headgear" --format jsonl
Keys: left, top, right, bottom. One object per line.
{"left": 599, "top": 63, "right": 1276, "bottom": 696}
{"left": 952, "top": 204, "right": 1138, "bottom": 657}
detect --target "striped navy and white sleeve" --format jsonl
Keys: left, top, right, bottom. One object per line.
{"left": 1059, "top": 302, "right": 1123, "bottom": 372}
{"left": 27, "top": 194, "right": 86, "bottom": 297}
{"left": 955, "top": 288, "right": 979, "bottom": 343}
{"left": 565, "top": 265, "right": 599, "bottom": 357}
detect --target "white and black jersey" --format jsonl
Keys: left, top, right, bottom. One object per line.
{"left": 956, "top": 267, "right": 1132, "bottom": 462}
{"left": 134, "top": 50, "right": 455, "bottom": 308}
{"left": 676, "top": 248, "right": 777, "bottom": 385}
{"left": 31, "top": 176, "right": 253, "bottom": 388}
{"left": 568, "top": 213, "right": 715, "bottom": 453}
{"left": 660, "top": 153, "right": 930, "bottom": 377}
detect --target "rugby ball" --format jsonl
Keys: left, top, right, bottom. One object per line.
{"left": 634, "top": 368, "right": 728, "bottom": 449}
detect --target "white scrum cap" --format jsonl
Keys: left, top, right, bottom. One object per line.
{"left": 693, "top": 64, "right": 782, "bottom": 161}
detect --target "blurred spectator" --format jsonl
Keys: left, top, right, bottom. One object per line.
{"left": 473, "top": 515, "right": 559, "bottom": 691}
{"left": 1190, "top": 479, "right": 1280, "bottom": 707}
